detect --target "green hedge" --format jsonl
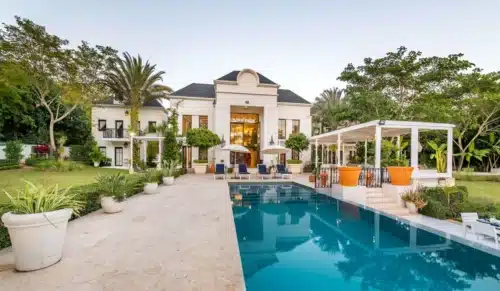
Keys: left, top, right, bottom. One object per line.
{"left": 69, "top": 145, "right": 91, "bottom": 164}
{"left": 454, "top": 173, "right": 500, "bottom": 182}
{"left": 419, "top": 186, "right": 468, "bottom": 219}
{"left": 34, "top": 160, "right": 84, "bottom": 172}
{"left": 0, "top": 159, "right": 18, "bottom": 167}
{"left": 0, "top": 173, "right": 148, "bottom": 249}
{"left": 0, "top": 165, "right": 21, "bottom": 171}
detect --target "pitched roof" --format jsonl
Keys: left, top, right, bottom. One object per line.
{"left": 96, "top": 98, "right": 164, "bottom": 108}
{"left": 170, "top": 83, "right": 215, "bottom": 98}
{"left": 170, "top": 83, "right": 310, "bottom": 104}
{"left": 216, "top": 70, "right": 277, "bottom": 85}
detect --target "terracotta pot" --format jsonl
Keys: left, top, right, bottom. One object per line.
{"left": 320, "top": 173, "right": 328, "bottom": 187}
{"left": 208, "top": 163, "right": 215, "bottom": 174}
{"left": 387, "top": 166, "right": 414, "bottom": 186}
{"left": 308, "top": 175, "right": 315, "bottom": 183}
{"left": 339, "top": 167, "right": 362, "bottom": 187}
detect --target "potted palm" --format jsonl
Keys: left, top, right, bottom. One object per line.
{"left": 90, "top": 146, "right": 105, "bottom": 167}
{"left": 142, "top": 169, "right": 160, "bottom": 194}
{"left": 401, "top": 186, "right": 427, "bottom": 214}
{"left": 95, "top": 173, "right": 127, "bottom": 213}
{"left": 186, "top": 128, "right": 220, "bottom": 174}
{"left": 162, "top": 160, "right": 179, "bottom": 185}
{"left": 1, "top": 181, "right": 84, "bottom": 271}
{"left": 384, "top": 140, "right": 413, "bottom": 186}
{"left": 284, "top": 133, "right": 309, "bottom": 174}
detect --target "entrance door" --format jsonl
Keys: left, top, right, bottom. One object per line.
{"left": 182, "top": 146, "right": 192, "bottom": 169}
{"left": 115, "top": 147, "right": 123, "bottom": 166}
{"left": 115, "top": 120, "right": 124, "bottom": 138}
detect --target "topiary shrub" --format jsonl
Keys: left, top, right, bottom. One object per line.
{"left": 284, "top": 133, "right": 309, "bottom": 162}
{"left": 3, "top": 140, "right": 23, "bottom": 165}
{"left": 186, "top": 128, "right": 220, "bottom": 160}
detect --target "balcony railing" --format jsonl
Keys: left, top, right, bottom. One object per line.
{"left": 314, "top": 167, "right": 391, "bottom": 188}
{"left": 103, "top": 128, "right": 127, "bottom": 139}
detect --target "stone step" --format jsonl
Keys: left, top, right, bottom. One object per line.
{"left": 369, "top": 202, "right": 404, "bottom": 210}
{"left": 366, "top": 196, "right": 395, "bottom": 204}
{"left": 366, "top": 193, "right": 386, "bottom": 199}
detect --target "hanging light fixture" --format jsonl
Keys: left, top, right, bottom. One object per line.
{"left": 220, "top": 134, "right": 226, "bottom": 147}
{"left": 269, "top": 135, "right": 275, "bottom": 146}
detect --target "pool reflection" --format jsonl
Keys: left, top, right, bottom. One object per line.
{"left": 230, "top": 183, "right": 500, "bottom": 291}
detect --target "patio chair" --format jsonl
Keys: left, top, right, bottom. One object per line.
{"left": 237, "top": 164, "right": 251, "bottom": 180}
{"left": 276, "top": 164, "right": 292, "bottom": 179}
{"left": 461, "top": 212, "right": 479, "bottom": 237}
{"left": 471, "top": 221, "right": 500, "bottom": 246}
{"left": 214, "top": 164, "right": 226, "bottom": 180}
{"left": 257, "top": 164, "right": 271, "bottom": 179}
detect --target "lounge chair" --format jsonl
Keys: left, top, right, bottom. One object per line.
{"left": 471, "top": 221, "right": 500, "bottom": 246}
{"left": 257, "top": 164, "right": 271, "bottom": 179}
{"left": 461, "top": 212, "right": 479, "bottom": 237}
{"left": 276, "top": 164, "right": 292, "bottom": 179}
{"left": 237, "top": 164, "right": 251, "bottom": 180}
{"left": 214, "top": 163, "right": 226, "bottom": 180}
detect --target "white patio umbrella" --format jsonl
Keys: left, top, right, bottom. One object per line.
{"left": 261, "top": 144, "right": 290, "bottom": 168}
{"left": 221, "top": 144, "right": 250, "bottom": 178}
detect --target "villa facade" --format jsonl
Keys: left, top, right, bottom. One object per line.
{"left": 91, "top": 69, "right": 312, "bottom": 169}
{"left": 168, "top": 69, "right": 312, "bottom": 169}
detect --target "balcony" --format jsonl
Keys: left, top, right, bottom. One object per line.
{"left": 102, "top": 128, "right": 128, "bottom": 141}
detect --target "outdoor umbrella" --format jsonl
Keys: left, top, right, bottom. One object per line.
{"left": 261, "top": 144, "right": 290, "bottom": 173}
{"left": 221, "top": 144, "right": 250, "bottom": 178}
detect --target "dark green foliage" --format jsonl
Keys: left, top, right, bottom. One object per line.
{"left": 287, "top": 159, "right": 302, "bottom": 164}
{"left": 0, "top": 164, "right": 21, "bottom": 171}
{"left": 186, "top": 128, "right": 220, "bottom": 151}
{"left": 163, "top": 129, "right": 180, "bottom": 164}
{"left": 3, "top": 140, "right": 23, "bottom": 164}
{"left": 462, "top": 198, "right": 500, "bottom": 219}
{"left": 454, "top": 174, "right": 500, "bottom": 182}
{"left": 0, "top": 159, "right": 21, "bottom": 170}
{"left": 419, "top": 186, "right": 468, "bottom": 219}
{"left": 34, "top": 160, "right": 84, "bottom": 172}
{"left": 284, "top": 133, "right": 309, "bottom": 161}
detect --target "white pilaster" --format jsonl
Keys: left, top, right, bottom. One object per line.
{"left": 337, "top": 134, "right": 342, "bottom": 166}
{"left": 447, "top": 128, "right": 453, "bottom": 176}
{"left": 314, "top": 139, "right": 318, "bottom": 169}
{"left": 364, "top": 139, "right": 368, "bottom": 167}
{"left": 375, "top": 126, "right": 381, "bottom": 168}
{"left": 411, "top": 127, "right": 419, "bottom": 170}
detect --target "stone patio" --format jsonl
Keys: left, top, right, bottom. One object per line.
{"left": 0, "top": 174, "right": 245, "bottom": 291}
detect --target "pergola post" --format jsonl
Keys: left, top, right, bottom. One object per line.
{"left": 364, "top": 139, "right": 368, "bottom": 167}
{"left": 129, "top": 135, "right": 134, "bottom": 174}
{"left": 375, "top": 126, "right": 381, "bottom": 168}
{"left": 342, "top": 143, "right": 346, "bottom": 165}
{"left": 411, "top": 127, "right": 419, "bottom": 170}
{"left": 321, "top": 144, "right": 324, "bottom": 163}
{"left": 447, "top": 128, "right": 453, "bottom": 176}
{"left": 396, "top": 135, "right": 401, "bottom": 159}
{"left": 314, "top": 139, "right": 318, "bottom": 169}
{"left": 337, "top": 133, "right": 342, "bottom": 166}
{"left": 157, "top": 139, "right": 163, "bottom": 169}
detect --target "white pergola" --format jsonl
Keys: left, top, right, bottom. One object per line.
{"left": 129, "top": 133, "right": 165, "bottom": 174}
{"left": 310, "top": 120, "right": 455, "bottom": 177}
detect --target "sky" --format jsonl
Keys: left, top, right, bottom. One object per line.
{"left": 1, "top": 0, "right": 499, "bottom": 102}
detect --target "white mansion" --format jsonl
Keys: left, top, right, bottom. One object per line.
{"left": 92, "top": 69, "right": 312, "bottom": 169}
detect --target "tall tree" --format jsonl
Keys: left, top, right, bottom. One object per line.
{"left": 0, "top": 16, "right": 116, "bottom": 151}
{"left": 104, "top": 52, "right": 171, "bottom": 165}
{"left": 312, "top": 87, "right": 346, "bottom": 133}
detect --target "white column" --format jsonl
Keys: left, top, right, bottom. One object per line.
{"left": 375, "top": 126, "right": 381, "bottom": 168}
{"left": 447, "top": 128, "right": 453, "bottom": 176}
{"left": 157, "top": 139, "right": 163, "bottom": 169}
{"left": 327, "top": 145, "right": 331, "bottom": 164}
{"left": 364, "top": 139, "right": 368, "bottom": 167}
{"left": 129, "top": 136, "right": 134, "bottom": 174}
{"left": 337, "top": 134, "right": 342, "bottom": 166}
{"left": 396, "top": 135, "right": 401, "bottom": 159}
{"left": 411, "top": 127, "right": 419, "bottom": 170}
{"left": 342, "top": 143, "right": 346, "bottom": 165}
{"left": 321, "top": 144, "right": 324, "bottom": 163}
{"left": 314, "top": 139, "right": 318, "bottom": 169}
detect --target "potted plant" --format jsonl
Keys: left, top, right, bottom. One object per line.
{"left": 284, "top": 133, "right": 309, "bottom": 174}
{"left": 142, "top": 169, "right": 159, "bottom": 194}
{"left": 162, "top": 160, "right": 179, "bottom": 186}
{"left": 428, "top": 140, "right": 447, "bottom": 185}
{"left": 1, "top": 180, "right": 84, "bottom": 271}
{"left": 401, "top": 186, "right": 427, "bottom": 214}
{"left": 384, "top": 140, "right": 413, "bottom": 186}
{"left": 339, "top": 166, "right": 362, "bottom": 187}
{"left": 95, "top": 173, "right": 127, "bottom": 213}
{"left": 186, "top": 128, "right": 221, "bottom": 174}
{"left": 89, "top": 146, "right": 105, "bottom": 167}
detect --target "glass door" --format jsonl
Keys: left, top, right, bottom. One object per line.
{"left": 115, "top": 120, "right": 124, "bottom": 138}
{"left": 115, "top": 147, "right": 123, "bottom": 166}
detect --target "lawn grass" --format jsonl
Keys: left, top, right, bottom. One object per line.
{"left": 456, "top": 180, "right": 500, "bottom": 203}
{"left": 0, "top": 167, "right": 127, "bottom": 202}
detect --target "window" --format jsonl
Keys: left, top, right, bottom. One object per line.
{"left": 148, "top": 121, "right": 157, "bottom": 133}
{"left": 182, "top": 115, "right": 192, "bottom": 135}
{"left": 99, "top": 147, "right": 106, "bottom": 156}
{"left": 292, "top": 120, "right": 300, "bottom": 134}
{"left": 199, "top": 148, "right": 208, "bottom": 161}
{"left": 292, "top": 150, "right": 300, "bottom": 160}
{"left": 98, "top": 119, "right": 107, "bottom": 131}
{"left": 199, "top": 115, "right": 208, "bottom": 128}
{"left": 278, "top": 119, "right": 286, "bottom": 139}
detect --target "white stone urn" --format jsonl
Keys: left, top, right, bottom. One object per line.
{"left": 93, "top": 161, "right": 100, "bottom": 167}
{"left": 144, "top": 182, "right": 158, "bottom": 194}
{"left": 162, "top": 176, "right": 174, "bottom": 185}
{"left": 1, "top": 208, "right": 73, "bottom": 271}
{"left": 193, "top": 162, "right": 208, "bottom": 174}
{"left": 288, "top": 163, "right": 302, "bottom": 174}
{"left": 406, "top": 202, "right": 418, "bottom": 214}
{"left": 100, "top": 196, "right": 124, "bottom": 214}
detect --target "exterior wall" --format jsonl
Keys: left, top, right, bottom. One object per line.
{"left": 91, "top": 106, "right": 165, "bottom": 166}
{"left": 277, "top": 104, "right": 312, "bottom": 164}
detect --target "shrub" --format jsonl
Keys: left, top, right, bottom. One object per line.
{"left": 284, "top": 133, "right": 309, "bottom": 162}
{"left": 462, "top": 198, "right": 500, "bottom": 219}
{"left": 420, "top": 186, "right": 468, "bottom": 219}
{"left": 142, "top": 169, "right": 162, "bottom": 184}
{"left": 193, "top": 159, "right": 208, "bottom": 164}
{"left": 95, "top": 173, "right": 128, "bottom": 202}
{"left": 287, "top": 159, "right": 302, "bottom": 164}
{"left": 89, "top": 146, "right": 106, "bottom": 164}
{"left": 0, "top": 164, "right": 21, "bottom": 171}
{"left": 34, "top": 160, "right": 84, "bottom": 172}
{"left": 401, "top": 186, "right": 427, "bottom": 209}
{"left": 163, "top": 129, "right": 181, "bottom": 164}
{"left": 3, "top": 140, "right": 23, "bottom": 164}
{"left": 454, "top": 174, "right": 500, "bottom": 182}
{"left": 70, "top": 145, "right": 90, "bottom": 163}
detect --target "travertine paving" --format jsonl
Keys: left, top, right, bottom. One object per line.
{"left": 0, "top": 175, "right": 245, "bottom": 291}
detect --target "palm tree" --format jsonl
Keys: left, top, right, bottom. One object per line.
{"left": 104, "top": 52, "right": 171, "bottom": 165}
{"left": 312, "top": 87, "right": 345, "bottom": 133}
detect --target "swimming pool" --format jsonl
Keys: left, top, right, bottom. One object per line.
{"left": 229, "top": 183, "right": 500, "bottom": 291}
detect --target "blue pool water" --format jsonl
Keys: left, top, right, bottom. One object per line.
{"left": 229, "top": 183, "right": 500, "bottom": 291}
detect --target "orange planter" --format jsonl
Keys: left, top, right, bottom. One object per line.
{"left": 387, "top": 166, "right": 414, "bottom": 186}
{"left": 339, "top": 167, "right": 362, "bottom": 186}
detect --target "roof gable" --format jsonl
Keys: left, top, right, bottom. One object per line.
{"left": 216, "top": 70, "right": 277, "bottom": 85}
{"left": 170, "top": 83, "right": 215, "bottom": 98}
